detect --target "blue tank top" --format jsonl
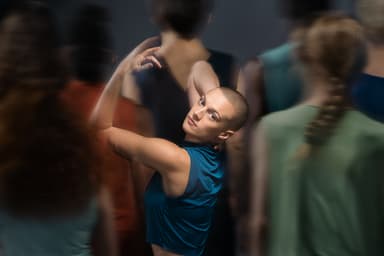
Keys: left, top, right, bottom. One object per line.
{"left": 0, "top": 199, "right": 98, "bottom": 256}
{"left": 351, "top": 73, "right": 384, "bottom": 122}
{"left": 144, "top": 141, "right": 225, "bottom": 256}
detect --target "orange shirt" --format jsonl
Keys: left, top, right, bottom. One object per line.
{"left": 61, "top": 80, "right": 150, "bottom": 254}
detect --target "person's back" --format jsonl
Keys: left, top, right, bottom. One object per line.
{"left": 244, "top": 0, "right": 331, "bottom": 116}
{"left": 0, "top": 201, "right": 98, "bottom": 256}
{"left": 351, "top": 0, "right": 384, "bottom": 122}
{"left": 61, "top": 5, "right": 152, "bottom": 255}
{"left": 248, "top": 14, "right": 382, "bottom": 256}
{"left": 62, "top": 80, "right": 148, "bottom": 246}
{"left": 259, "top": 43, "right": 303, "bottom": 113}
{"left": 134, "top": 49, "right": 237, "bottom": 144}
{"left": 352, "top": 74, "right": 384, "bottom": 122}
{"left": 261, "top": 105, "right": 384, "bottom": 255}
{"left": 0, "top": 3, "right": 114, "bottom": 255}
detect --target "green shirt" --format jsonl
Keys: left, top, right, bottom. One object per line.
{"left": 261, "top": 105, "right": 384, "bottom": 256}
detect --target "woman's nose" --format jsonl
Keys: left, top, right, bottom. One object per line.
{"left": 193, "top": 107, "right": 205, "bottom": 120}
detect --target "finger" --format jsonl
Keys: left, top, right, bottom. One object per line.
{"left": 145, "top": 55, "right": 162, "bottom": 68}
{"left": 137, "top": 62, "right": 154, "bottom": 71}
{"left": 142, "top": 46, "right": 161, "bottom": 56}
{"left": 134, "top": 36, "right": 161, "bottom": 54}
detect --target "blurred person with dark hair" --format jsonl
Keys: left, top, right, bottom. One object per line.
{"left": 0, "top": 2, "right": 117, "bottom": 256}
{"left": 351, "top": 0, "right": 384, "bottom": 122}
{"left": 66, "top": 4, "right": 114, "bottom": 83}
{"left": 249, "top": 14, "right": 384, "bottom": 256}
{"left": 122, "top": 0, "right": 239, "bottom": 255}
{"left": 125, "top": 0, "right": 238, "bottom": 143}
{"left": 242, "top": 0, "right": 331, "bottom": 117}
{"left": 61, "top": 4, "right": 153, "bottom": 256}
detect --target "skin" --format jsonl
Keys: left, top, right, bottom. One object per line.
{"left": 90, "top": 38, "right": 239, "bottom": 256}
{"left": 121, "top": 31, "right": 217, "bottom": 105}
{"left": 92, "top": 187, "right": 118, "bottom": 256}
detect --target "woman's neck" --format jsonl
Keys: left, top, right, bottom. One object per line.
{"left": 158, "top": 31, "right": 209, "bottom": 62}
{"left": 301, "top": 78, "right": 332, "bottom": 107}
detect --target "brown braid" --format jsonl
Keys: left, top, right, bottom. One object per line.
{"left": 304, "top": 77, "right": 348, "bottom": 146}
{"left": 296, "top": 14, "right": 366, "bottom": 156}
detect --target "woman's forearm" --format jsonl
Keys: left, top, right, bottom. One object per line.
{"left": 90, "top": 37, "right": 160, "bottom": 130}
{"left": 90, "top": 71, "right": 124, "bottom": 130}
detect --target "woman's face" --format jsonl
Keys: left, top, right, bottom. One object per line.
{"left": 182, "top": 88, "right": 236, "bottom": 144}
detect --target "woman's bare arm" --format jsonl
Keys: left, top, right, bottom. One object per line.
{"left": 92, "top": 187, "right": 118, "bottom": 256}
{"left": 248, "top": 123, "right": 269, "bottom": 256}
{"left": 187, "top": 61, "right": 220, "bottom": 106}
{"left": 90, "top": 37, "right": 161, "bottom": 130}
{"left": 90, "top": 38, "right": 189, "bottom": 193}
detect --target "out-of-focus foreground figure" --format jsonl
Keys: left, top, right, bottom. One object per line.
{"left": 0, "top": 2, "right": 116, "bottom": 256}
{"left": 242, "top": 0, "right": 331, "bottom": 117}
{"left": 351, "top": 0, "right": 384, "bottom": 122}
{"left": 61, "top": 4, "right": 153, "bottom": 256}
{"left": 248, "top": 13, "right": 384, "bottom": 256}
{"left": 232, "top": 1, "right": 331, "bottom": 254}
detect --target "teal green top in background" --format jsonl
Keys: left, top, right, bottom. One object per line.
{"left": 261, "top": 105, "right": 384, "bottom": 256}
{"left": 259, "top": 43, "right": 303, "bottom": 113}
{"left": 0, "top": 200, "right": 98, "bottom": 256}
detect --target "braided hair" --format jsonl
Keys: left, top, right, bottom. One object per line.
{"left": 297, "top": 14, "right": 366, "bottom": 156}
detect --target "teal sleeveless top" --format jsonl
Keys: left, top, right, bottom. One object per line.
{"left": 0, "top": 199, "right": 98, "bottom": 256}
{"left": 144, "top": 141, "right": 225, "bottom": 256}
{"left": 261, "top": 105, "right": 384, "bottom": 256}
{"left": 259, "top": 43, "right": 303, "bottom": 113}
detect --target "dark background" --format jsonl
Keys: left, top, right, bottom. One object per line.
{"left": 50, "top": 0, "right": 355, "bottom": 62}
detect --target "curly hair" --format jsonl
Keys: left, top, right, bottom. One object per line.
{"left": 296, "top": 14, "right": 366, "bottom": 154}
{"left": 0, "top": 2, "right": 101, "bottom": 218}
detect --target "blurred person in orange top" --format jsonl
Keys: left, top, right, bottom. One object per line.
{"left": 0, "top": 2, "right": 116, "bottom": 255}
{"left": 60, "top": 4, "right": 153, "bottom": 256}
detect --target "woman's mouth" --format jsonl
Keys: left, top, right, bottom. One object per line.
{"left": 187, "top": 116, "right": 197, "bottom": 127}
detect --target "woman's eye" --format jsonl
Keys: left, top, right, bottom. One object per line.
{"left": 209, "top": 112, "right": 218, "bottom": 121}
{"left": 198, "top": 97, "right": 205, "bottom": 106}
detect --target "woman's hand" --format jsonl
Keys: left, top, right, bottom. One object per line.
{"left": 116, "top": 37, "right": 162, "bottom": 76}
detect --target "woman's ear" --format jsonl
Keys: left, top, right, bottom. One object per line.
{"left": 218, "top": 130, "right": 235, "bottom": 141}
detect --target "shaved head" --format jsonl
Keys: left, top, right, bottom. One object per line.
{"left": 207, "top": 87, "right": 249, "bottom": 131}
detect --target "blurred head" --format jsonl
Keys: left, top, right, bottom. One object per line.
{"left": 356, "top": 0, "right": 384, "bottom": 45}
{"left": 298, "top": 14, "right": 366, "bottom": 86}
{"left": 0, "top": 1, "right": 100, "bottom": 218}
{"left": 183, "top": 87, "right": 248, "bottom": 144}
{"left": 280, "top": 0, "right": 331, "bottom": 27}
{"left": 296, "top": 14, "right": 366, "bottom": 151}
{"left": 67, "top": 4, "right": 113, "bottom": 83}
{"left": 0, "top": 0, "right": 66, "bottom": 98}
{"left": 0, "top": 0, "right": 15, "bottom": 22}
{"left": 149, "top": 0, "right": 214, "bottom": 39}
